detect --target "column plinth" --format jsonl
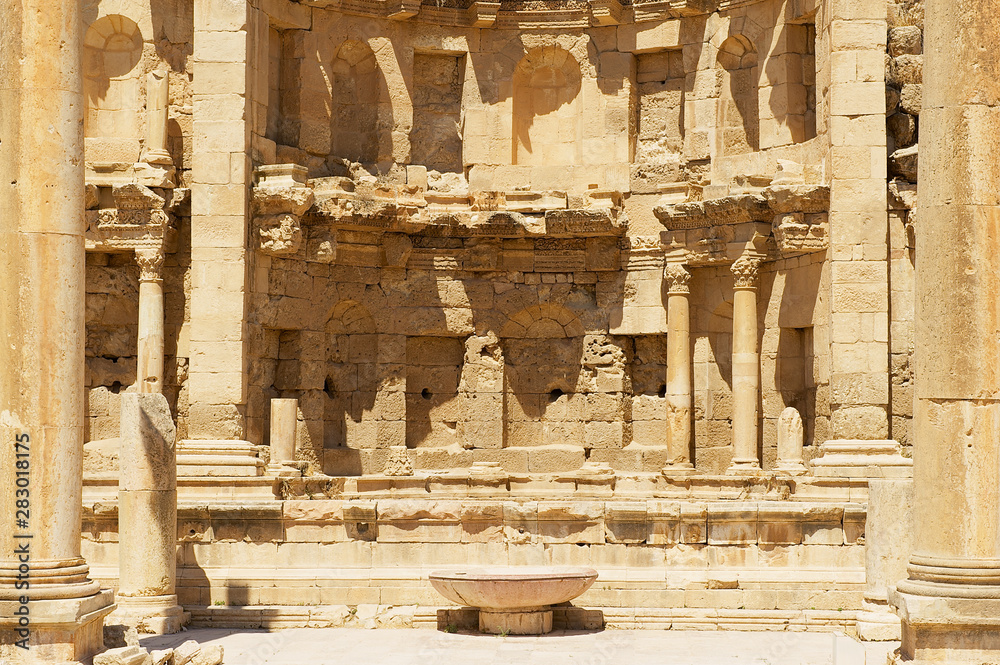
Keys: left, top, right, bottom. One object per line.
{"left": 727, "top": 256, "right": 763, "bottom": 475}
{"left": 662, "top": 263, "right": 695, "bottom": 475}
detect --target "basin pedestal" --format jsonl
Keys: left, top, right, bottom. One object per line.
{"left": 480, "top": 607, "right": 553, "bottom": 635}
{"left": 429, "top": 566, "right": 598, "bottom": 636}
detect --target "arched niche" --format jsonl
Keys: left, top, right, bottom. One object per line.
{"left": 511, "top": 46, "right": 583, "bottom": 166}
{"left": 329, "top": 39, "right": 391, "bottom": 165}
{"left": 716, "top": 35, "right": 760, "bottom": 156}
{"left": 83, "top": 14, "right": 144, "bottom": 159}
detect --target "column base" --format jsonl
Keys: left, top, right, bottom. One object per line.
{"left": 0, "top": 589, "right": 115, "bottom": 664}
{"left": 773, "top": 462, "right": 808, "bottom": 476}
{"left": 857, "top": 601, "right": 902, "bottom": 641}
{"left": 177, "top": 440, "right": 264, "bottom": 477}
{"left": 266, "top": 462, "right": 305, "bottom": 478}
{"left": 810, "top": 439, "right": 912, "bottom": 478}
{"left": 661, "top": 463, "right": 697, "bottom": 477}
{"left": 106, "top": 595, "right": 187, "bottom": 635}
{"left": 479, "top": 608, "right": 552, "bottom": 635}
{"left": 890, "top": 588, "right": 1000, "bottom": 663}
{"left": 725, "top": 461, "right": 763, "bottom": 476}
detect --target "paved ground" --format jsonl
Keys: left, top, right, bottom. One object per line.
{"left": 141, "top": 628, "right": 897, "bottom": 664}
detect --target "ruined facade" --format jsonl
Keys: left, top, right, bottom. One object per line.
{"left": 20, "top": 0, "right": 1000, "bottom": 659}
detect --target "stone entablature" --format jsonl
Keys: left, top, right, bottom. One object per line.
{"left": 654, "top": 184, "right": 830, "bottom": 264}
{"left": 287, "top": 0, "right": 718, "bottom": 26}
{"left": 85, "top": 183, "right": 181, "bottom": 254}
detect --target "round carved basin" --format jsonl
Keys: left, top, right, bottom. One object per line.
{"left": 429, "top": 566, "right": 598, "bottom": 634}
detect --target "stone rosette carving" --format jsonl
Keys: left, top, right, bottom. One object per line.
{"left": 663, "top": 263, "right": 691, "bottom": 294}
{"left": 253, "top": 164, "right": 315, "bottom": 257}
{"left": 730, "top": 255, "right": 762, "bottom": 288}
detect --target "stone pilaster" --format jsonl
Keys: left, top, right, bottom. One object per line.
{"left": 136, "top": 248, "right": 166, "bottom": 394}
{"left": 187, "top": 0, "right": 254, "bottom": 441}
{"left": 662, "top": 263, "right": 695, "bottom": 473}
{"left": 179, "top": 0, "right": 267, "bottom": 476}
{"left": 891, "top": 0, "right": 1000, "bottom": 660}
{"left": 0, "top": 0, "right": 115, "bottom": 658}
{"left": 822, "top": 0, "right": 891, "bottom": 441}
{"left": 727, "top": 255, "right": 762, "bottom": 474}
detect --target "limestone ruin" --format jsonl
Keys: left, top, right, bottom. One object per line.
{"left": 1, "top": 0, "right": 998, "bottom": 660}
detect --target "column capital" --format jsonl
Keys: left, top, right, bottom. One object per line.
{"left": 136, "top": 247, "right": 165, "bottom": 282}
{"left": 664, "top": 263, "right": 691, "bottom": 294}
{"left": 731, "top": 255, "right": 762, "bottom": 289}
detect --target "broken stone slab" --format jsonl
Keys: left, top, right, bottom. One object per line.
{"left": 94, "top": 646, "right": 152, "bottom": 665}
{"left": 173, "top": 641, "right": 223, "bottom": 665}
{"left": 150, "top": 650, "right": 173, "bottom": 665}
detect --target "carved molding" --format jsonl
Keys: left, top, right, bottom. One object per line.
{"left": 135, "top": 247, "right": 165, "bottom": 282}
{"left": 731, "top": 255, "right": 762, "bottom": 289}
{"left": 664, "top": 263, "right": 691, "bottom": 294}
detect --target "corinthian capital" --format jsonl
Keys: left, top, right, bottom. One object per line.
{"left": 730, "top": 255, "right": 762, "bottom": 289}
{"left": 664, "top": 263, "right": 691, "bottom": 294}
{"left": 135, "top": 247, "right": 165, "bottom": 282}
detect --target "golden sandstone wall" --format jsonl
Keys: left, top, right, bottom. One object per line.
{"left": 75, "top": 0, "right": 923, "bottom": 636}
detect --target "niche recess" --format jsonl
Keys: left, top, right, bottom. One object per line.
{"left": 512, "top": 46, "right": 583, "bottom": 166}
{"left": 717, "top": 35, "right": 760, "bottom": 156}
{"left": 83, "top": 14, "right": 145, "bottom": 161}
{"left": 411, "top": 53, "right": 465, "bottom": 172}
{"left": 330, "top": 40, "right": 391, "bottom": 164}
{"left": 635, "top": 50, "right": 686, "bottom": 164}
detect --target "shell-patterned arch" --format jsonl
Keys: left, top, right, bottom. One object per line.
{"left": 325, "top": 299, "right": 376, "bottom": 334}
{"left": 499, "top": 304, "right": 585, "bottom": 339}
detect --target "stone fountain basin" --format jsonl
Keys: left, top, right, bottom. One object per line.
{"left": 429, "top": 566, "right": 598, "bottom": 634}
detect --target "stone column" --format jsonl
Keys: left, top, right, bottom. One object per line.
{"left": 136, "top": 248, "right": 166, "bottom": 394}
{"left": 891, "top": 0, "right": 1000, "bottom": 661}
{"left": 662, "top": 263, "right": 695, "bottom": 473}
{"left": 142, "top": 70, "right": 172, "bottom": 166}
{"left": 727, "top": 255, "right": 762, "bottom": 474}
{"left": 0, "top": 0, "right": 115, "bottom": 658}
{"left": 267, "top": 398, "right": 301, "bottom": 477}
{"left": 110, "top": 394, "right": 184, "bottom": 634}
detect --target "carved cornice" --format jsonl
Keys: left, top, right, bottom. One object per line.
{"left": 291, "top": 0, "right": 719, "bottom": 26}
{"left": 664, "top": 263, "right": 691, "bottom": 294}
{"left": 731, "top": 255, "right": 762, "bottom": 289}
{"left": 85, "top": 184, "right": 177, "bottom": 253}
